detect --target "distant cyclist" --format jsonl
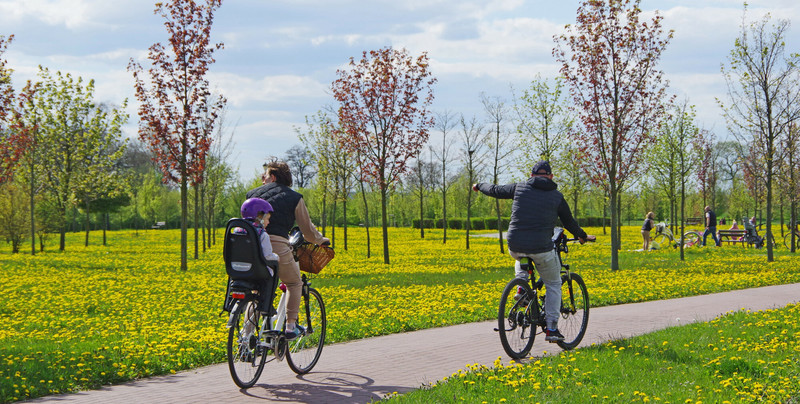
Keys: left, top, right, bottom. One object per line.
{"left": 473, "top": 160, "right": 593, "bottom": 342}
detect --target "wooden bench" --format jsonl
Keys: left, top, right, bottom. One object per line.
{"left": 718, "top": 229, "right": 746, "bottom": 245}
{"left": 685, "top": 217, "right": 703, "bottom": 226}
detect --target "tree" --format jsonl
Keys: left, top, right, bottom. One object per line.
{"left": 284, "top": 145, "right": 316, "bottom": 189}
{"left": 481, "top": 93, "right": 514, "bottom": 254}
{"left": 0, "top": 35, "right": 33, "bottom": 187}
{"left": 0, "top": 183, "right": 29, "bottom": 253}
{"left": 460, "top": 115, "right": 486, "bottom": 250}
{"left": 554, "top": 0, "right": 672, "bottom": 270}
{"left": 32, "top": 67, "right": 127, "bottom": 251}
{"left": 128, "top": 0, "right": 226, "bottom": 270}
{"left": 718, "top": 10, "right": 800, "bottom": 261}
{"left": 432, "top": 110, "right": 457, "bottom": 244}
{"left": 331, "top": 46, "right": 436, "bottom": 264}
{"left": 513, "top": 74, "right": 572, "bottom": 164}
{"left": 650, "top": 101, "right": 702, "bottom": 260}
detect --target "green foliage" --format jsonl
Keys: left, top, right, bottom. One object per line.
{"left": 0, "top": 183, "right": 30, "bottom": 253}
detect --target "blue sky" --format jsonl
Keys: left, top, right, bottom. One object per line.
{"left": 2, "top": 0, "right": 798, "bottom": 181}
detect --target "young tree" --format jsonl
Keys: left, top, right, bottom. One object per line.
{"left": 128, "top": 0, "right": 226, "bottom": 270}
{"left": 331, "top": 46, "right": 436, "bottom": 264}
{"left": 651, "top": 101, "right": 702, "bottom": 260}
{"left": 513, "top": 74, "right": 572, "bottom": 164}
{"left": 554, "top": 0, "right": 672, "bottom": 270}
{"left": 481, "top": 93, "right": 514, "bottom": 254}
{"left": 719, "top": 10, "right": 800, "bottom": 261}
{"left": 431, "top": 110, "right": 457, "bottom": 244}
{"left": 33, "top": 68, "right": 127, "bottom": 251}
{"left": 0, "top": 183, "right": 29, "bottom": 253}
{"left": 460, "top": 115, "right": 486, "bottom": 250}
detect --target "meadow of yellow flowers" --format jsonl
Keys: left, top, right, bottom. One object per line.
{"left": 0, "top": 226, "right": 798, "bottom": 402}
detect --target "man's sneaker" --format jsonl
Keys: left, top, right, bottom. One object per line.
{"left": 513, "top": 286, "right": 529, "bottom": 304}
{"left": 545, "top": 328, "right": 564, "bottom": 342}
{"left": 284, "top": 324, "right": 306, "bottom": 340}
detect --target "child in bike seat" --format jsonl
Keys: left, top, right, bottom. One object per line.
{"left": 236, "top": 198, "right": 280, "bottom": 272}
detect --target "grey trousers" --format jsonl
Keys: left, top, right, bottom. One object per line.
{"left": 510, "top": 249, "right": 562, "bottom": 330}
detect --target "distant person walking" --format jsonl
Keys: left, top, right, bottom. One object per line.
{"left": 702, "top": 206, "right": 720, "bottom": 247}
{"left": 641, "top": 211, "right": 655, "bottom": 251}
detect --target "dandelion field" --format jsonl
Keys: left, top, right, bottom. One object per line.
{"left": 1, "top": 226, "right": 799, "bottom": 402}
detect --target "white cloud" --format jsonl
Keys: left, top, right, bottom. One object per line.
{"left": 210, "top": 73, "right": 329, "bottom": 107}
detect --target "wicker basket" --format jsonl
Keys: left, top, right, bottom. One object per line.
{"left": 296, "top": 244, "right": 335, "bottom": 274}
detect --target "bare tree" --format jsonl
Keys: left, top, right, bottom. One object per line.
{"left": 481, "top": 93, "right": 514, "bottom": 254}
{"left": 460, "top": 115, "right": 486, "bottom": 250}
{"left": 432, "top": 110, "right": 457, "bottom": 243}
{"left": 284, "top": 144, "right": 316, "bottom": 189}
{"left": 719, "top": 9, "right": 800, "bottom": 261}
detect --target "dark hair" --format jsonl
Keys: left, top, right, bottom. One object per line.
{"left": 266, "top": 159, "right": 293, "bottom": 187}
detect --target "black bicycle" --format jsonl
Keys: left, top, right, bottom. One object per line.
{"left": 496, "top": 228, "right": 593, "bottom": 359}
{"left": 222, "top": 219, "right": 327, "bottom": 388}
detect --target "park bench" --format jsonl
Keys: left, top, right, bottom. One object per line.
{"left": 152, "top": 221, "right": 166, "bottom": 229}
{"left": 717, "top": 229, "right": 746, "bottom": 245}
{"left": 685, "top": 217, "right": 703, "bottom": 226}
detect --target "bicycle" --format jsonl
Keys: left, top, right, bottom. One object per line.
{"left": 495, "top": 228, "right": 595, "bottom": 360}
{"left": 783, "top": 225, "right": 800, "bottom": 250}
{"left": 222, "top": 219, "right": 328, "bottom": 388}
{"left": 649, "top": 222, "right": 700, "bottom": 249}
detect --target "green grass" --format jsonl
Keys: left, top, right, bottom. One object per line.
{"left": 385, "top": 304, "right": 800, "bottom": 403}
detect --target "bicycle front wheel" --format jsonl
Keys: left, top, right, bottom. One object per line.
{"left": 287, "top": 287, "right": 326, "bottom": 374}
{"left": 556, "top": 273, "right": 589, "bottom": 350}
{"left": 682, "top": 231, "right": 701, "bottom": 248}
{"left": 498, "top": 278, "right": 536, "bottom": 360}
{"left": 785, "top": 232, "right": 799, "bottom": 250}
{"left": 227, "top": 300, "right": 267, "bottom": 388}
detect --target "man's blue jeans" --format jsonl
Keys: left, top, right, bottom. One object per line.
{"left": 703, "top": 226, "right": 719, "bottom": 246}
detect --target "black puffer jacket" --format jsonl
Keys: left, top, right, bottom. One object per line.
{"left": 245, "top": 183, "right": 303, "bottom": 238}
{"left": 476, "top": 176, "right": 587, "bottom": 254}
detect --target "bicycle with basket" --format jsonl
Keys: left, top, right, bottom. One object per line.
{"left": 221, "top": 220, "right": 334, "bottom": 388}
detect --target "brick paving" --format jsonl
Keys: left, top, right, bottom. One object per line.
{"left": 28, "top": 283, "right": 799, "bottom": 403}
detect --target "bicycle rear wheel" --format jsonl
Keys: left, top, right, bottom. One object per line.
{"left": 651, "top": 234, "right": 671, "bottom": 249}
{"left": 556, "top": 273, "right": 589, "bottom": 350}
{"left": 227, "top": 300, "right": 267, "bottom": 388}
{"left": 498, "top": 278, "right": 536, "bottom": 360}
{"left": 682, "top": 231, "right": 701, "bottom": 248}
{"left": 287, "top": 287, "right": 326, "bottom": 374}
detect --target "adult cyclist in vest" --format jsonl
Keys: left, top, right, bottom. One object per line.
{"left": 246, "top": 160, "right": 329, "bottom": 340}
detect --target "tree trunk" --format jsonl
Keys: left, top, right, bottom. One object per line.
{"left": 419, "top": 188, "right": 424, "bottom": 238}
{"left": 201, "top": 185, "right": 206, "bottom": 253}
{"left": 84, "top": 200, "right": 90, "bottom": 247}
{"left": 29, "top": 136, "right": 35, "bottom": 255}
{"left": 679, "top": 179, "right": 686, "bottom": 261}
{"left": 194, "top": 185, "right": 199, "bottom": 259}
{"left": 343, "top": 196, "right": 348, "bottom": 251}
{"left": 495, "top": 198, "right": 504, "bottom": 254}
{"left": 103, "top": 212, "right": 108, "bottom": 246}
{"left": 609, "top": 182, "right": 619, "bottom": 271}
{"left": 380, "top": 182, "right": 390, "bottom": 264}
{"left": 180, "top": 156, "right": 188, "bottom": 271}
{"left": 331, "top": 198, "right": 337, "bottom": 249}
{"left": 359, "top": 178, "right": 371, "bottom": 258}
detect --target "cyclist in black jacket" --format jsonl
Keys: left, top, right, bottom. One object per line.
{"left": 473, "top": 160, "right": 592, "bottom": 342}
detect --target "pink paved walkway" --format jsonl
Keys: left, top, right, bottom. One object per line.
{"left": 28, "top": 283, "right": 799, "bottom": 403}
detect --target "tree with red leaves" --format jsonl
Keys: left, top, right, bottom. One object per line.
{"left": 128, "top": 0, "right": 226, "bottom": 271}
{"left": 331, "top": 47, "right": 436, "bottom": 264}
{"left": 0, "top": 35, "right": 33, "bottom": 186}
{"left": 554, "top": 0, "right": 672, "bottom": 271}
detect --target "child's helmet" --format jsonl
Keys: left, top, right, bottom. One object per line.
{"left": 240, "top": 198, "right": 274, "bottom": 219}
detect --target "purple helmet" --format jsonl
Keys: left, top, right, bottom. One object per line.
{"left": 240, "top": 198, "right": 274, "bottom": 219}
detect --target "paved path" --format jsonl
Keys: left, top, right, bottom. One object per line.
{"left": 31, "top": 283, "right": 799, "bottom": 403}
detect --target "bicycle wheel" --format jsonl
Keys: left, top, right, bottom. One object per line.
{"left": 651, "top": 234, "right": 671, "bottom": 249}
{"left": 286, "top": 287, "right": 326, "bottom": 374}
{"left": 227, "top": 300, "right": 267, "bottom": 388}
{"left": 498, "top": 278, "right": 536, "bottom": 360}
{"left": 785, "top": 232, "right": 799, "bottom": 250}
{"left": 556, "top": 273, "right": 589, "bottom": 350}
{"left": 682, "top": 231, "right": 701, "bottom": 248}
